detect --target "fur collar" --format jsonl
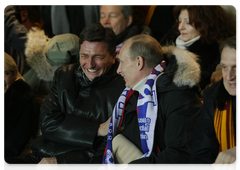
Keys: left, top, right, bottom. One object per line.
{"left": 24, "top": 29, "right": 59, "bottom": 81}
{"left": 162, "top": 45, "right": 201, "bottom": 87}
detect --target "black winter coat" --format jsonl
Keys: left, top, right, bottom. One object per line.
{"left": 30, "top": 62, "right": 125, "bottom": 163}
{"left": 119, "top": 46, "right": 202, "bottom": 163}
{"left": 186, "top": 39, "right": 220, "bottom": 92}
{"left": 189, "top": 80, "right": 236, "bottom": 163}
{"left": 5, "top": 79, "right": 35, "bottom": 157}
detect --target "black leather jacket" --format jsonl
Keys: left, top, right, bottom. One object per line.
{"left": 30, "top": 62, "right": 125, "bottom": 163}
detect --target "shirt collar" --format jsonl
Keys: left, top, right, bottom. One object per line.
{"left": 132, "top": 76, "right": 149, "bottom": 92}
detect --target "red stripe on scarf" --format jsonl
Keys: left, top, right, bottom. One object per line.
{"left": 117, "top": 89, "right": 136, "bottom": 133}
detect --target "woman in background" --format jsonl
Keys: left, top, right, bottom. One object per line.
{"left": 171, "top": 6, "right": 235, "bottom": 96}
{"left": 4, "top": 52, "right": 37, "bottom": 157}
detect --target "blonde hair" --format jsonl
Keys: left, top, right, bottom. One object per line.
{"left": 4, "top": 52, "right": 24, "bottom": 81}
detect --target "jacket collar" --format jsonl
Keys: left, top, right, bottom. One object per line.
{"left": 162, "top": 45, "right": 201, "bottom": 88}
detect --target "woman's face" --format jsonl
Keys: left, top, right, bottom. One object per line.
{"left": 178, "top": 9, "right": 200, "bottom": 42}
{"left": 4, "top": 68, "right": 17, "bottom": 93}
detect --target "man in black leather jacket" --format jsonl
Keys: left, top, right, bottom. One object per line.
{"left": 5, "top": 23, "right": 125, "bottom": 164}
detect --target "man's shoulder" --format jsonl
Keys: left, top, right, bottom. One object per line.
{"left": 202, "top": 80, "right": 223, "bottom": 107}
{"left": 204, "top": 81, "right": 222, "bottom": 98}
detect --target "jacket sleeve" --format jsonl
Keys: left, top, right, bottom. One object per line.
{"left": 40, "top": 69, "right": 100, "bottom": 150}
{"left": 131, "top": 89, "right": 202, "bottom": 163}
{"left": 189, "top": 90, "right": 219, "bottom": 163}
{"left": 0, "top": 101, "right": 36, "bottom": 157}
{"left": 4, "top": 5, "right": 28, "bottom": 53}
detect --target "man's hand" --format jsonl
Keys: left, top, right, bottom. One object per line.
{"left": 37, "top": 157, "right": 58, "bottom": 170}
{"left": 97, "top": 117, "right": 111, "bottom": 136}
{"left": 214, "top": 147, "right": 236, "bottom": 164}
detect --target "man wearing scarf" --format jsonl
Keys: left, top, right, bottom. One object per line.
{"left": 190, "top": 36, "right": 236, "bottom": 164}
{"left": 102, "top": 34, "right": 202, "bottom": 164}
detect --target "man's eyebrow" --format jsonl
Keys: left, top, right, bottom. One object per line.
{"left": 80, "top": 53, "right": 87, "bottom": 55}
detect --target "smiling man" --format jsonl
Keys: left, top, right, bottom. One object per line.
{"left": 190, "top": 36, "right": 236, "bottom": 164}
{"left": 5, "top": 23, "right": 125, "bottom": 164}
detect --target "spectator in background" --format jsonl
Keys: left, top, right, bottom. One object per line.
{"left": 169, "top": 6, "right": 235, "bottom": 96}
{"left": 190, "top": 36, "right": 236, "bottom": 164}
{"left": 18, "top": 6, "right": 43, "bottom": 30}
{"left": 4, "top": 52, "right": 36, "bottom": 157}
{"left": 23, "top": 28, "right": 79, "bottom": 99}
{"left": 100, "top": 5, "right": 151, "bottom": 56}
{"left": 22, "top": 29, "right": 80, "bottom": 136}
{"left": 4, "top": 5, "right": 43, "bottom": 75}
{"left": 41, "top": 6, "right": 100, "bottom": 38}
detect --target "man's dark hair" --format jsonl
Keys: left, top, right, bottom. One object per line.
{"left": 79, "top": 22, "right": 117, "bottom": 55}
{"left": 220, "top": 36, "right": 236, "bottom": 53}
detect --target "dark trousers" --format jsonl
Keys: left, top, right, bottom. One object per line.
{"left": 0, "top": 154, "right": 37, "bottom": 170}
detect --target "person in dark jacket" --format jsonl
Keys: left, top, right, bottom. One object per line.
{"left": 100, "top": 5, "right": 151, "bottom": 56}
{"left": 190, "top": 36, "right": 236, "bottom": 164}
{"left": 4, "top": 52, "right": 36, "bottom": 157}
{"left": 5, "top": 23, "right": 125, "bottom": 164}
{"left": 102, "top": 34, "right": 202, "bottom": 164}
{"left": 4, "top": 5, "right": 43, "bottom": 75}
{"left": 168, "top": 6, "right": 236, "bottom": 96}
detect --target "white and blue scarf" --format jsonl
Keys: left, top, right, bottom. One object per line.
{"left": 103, "top": 62, "right": 166, "bottom": 164}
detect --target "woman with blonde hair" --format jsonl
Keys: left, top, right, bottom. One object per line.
{"left": 4, "top": 52, "right": 37, "bottom": 158}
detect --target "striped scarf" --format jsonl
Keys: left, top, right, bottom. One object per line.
{"left": 102, "top": 62, "right": 166, "bottom": 164}
{"left": 214, "top": 99, "right": 236, "bottom": 152}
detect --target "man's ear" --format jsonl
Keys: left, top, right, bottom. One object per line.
{"left": 112, "top": 51, "right": 117, "bottom": 64}
{"left": 127, "top": 15, "right": 133, "bottom": 27}
{"left": 20, "top": 10, "right": 29, "bottom": 23}
{"left": 136, "top": 56, "right": 144, "bottom": 70}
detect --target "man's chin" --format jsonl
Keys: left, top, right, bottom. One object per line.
{"left": 86, "top": 73, "right": 100, "bottom": 81}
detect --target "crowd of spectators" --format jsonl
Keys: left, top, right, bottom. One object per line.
{"left": 4, "top": 5, "right": 236, "bottom": 165}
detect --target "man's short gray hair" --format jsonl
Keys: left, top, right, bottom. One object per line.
{"left": 100, "top": 0, "right": 133, "bottom": 18}
{"left": 127, "top": 34, "right": 163, "bottom": 68}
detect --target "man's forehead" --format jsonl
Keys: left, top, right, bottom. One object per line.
{"left": 119, "top": 43, "right": 130, "bottom": 58}
{"left": 81, "top": 41, "right": 106, "bottom": 49}
{"left": 221, "top": 47, "right": 236, "bottom": 62}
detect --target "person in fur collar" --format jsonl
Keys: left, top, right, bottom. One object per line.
{"left": 4, "top": 52, "right": 36, "bottom": 157}
{"left": 102, "top": 34, "right": 202, "bottom": 164}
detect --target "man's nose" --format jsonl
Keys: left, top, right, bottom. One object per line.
{"left": 116, "top": 65, "right": 121, "bottom": 75}
{"left": 87, "top": 58, "right": 96, "bottom": 68}
{"left": 103, "top": 16, "right": 110, "bottom": 24}
{"left": 226, "top": 69, "right": 235, "bottom": 80}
